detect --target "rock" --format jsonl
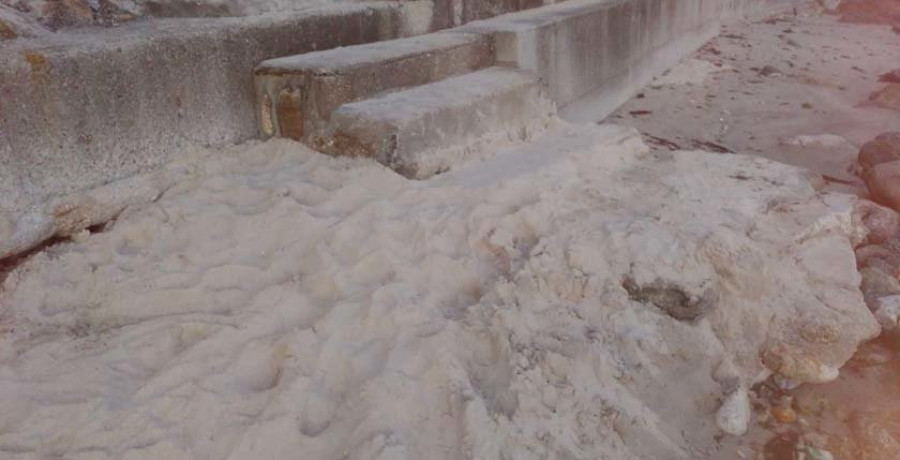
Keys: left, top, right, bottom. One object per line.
{"left": 865, "top": 161, "right": 900, "bottom": 212}
{"left": 40, "top": 0, "right": 93, "bottom": 29}
{"left": 850, "top": 411, "right": 900, "bottom": 460}
{"left": 762, "top": 342, "right": 840, "bottom": 384}
{"left": 771, "top": 405, "right": 797, "bottom": 424}
{"left": 785, "top": 134, "right": 854, "bottom": 150}
{"left": 856, "top": 244, "right": 900, "bottom": 275}
{"left": 873, "top": 295, "right": 900, "bottom": 331}
{"left": 803, "top": 446, "right": 834, "bottom": 460}
{"left": 818, "top": 0, "right": 842, "bottom": 10}
{"left": 0, "top": 18, "right": 17, "bottom": 39}
{"left": 859, "top": 266, "right": 900, "bottom": 308}
{"left": 622, "top": 277, "right": 718, "bottom": 322}
{"left": 859, "top": 132, "right": 900, "bottom": 173}
{"left": 870, "top": 84, "right": 900, "bottom": 111}
{"left": 795, "top": 392, "right": 830, "bottom": 417}
{"left": 759, "top": 65, "right": 784, "bottom": 77}
{"left": 879, "top": 69, "right": 900, "bottom": 84}
{"left": 716, "top": 387, "right": 751, "bottom": 435}
{"left": 855, "top": 200, "right": 900, "bottom": 245}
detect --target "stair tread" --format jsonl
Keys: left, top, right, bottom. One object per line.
{"left": 257, "top": 31, "right": 489, "bottom": 75}
{"left": 334, "top": 66, "right": 539, "bottom": 123}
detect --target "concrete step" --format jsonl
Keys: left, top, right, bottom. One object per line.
{"left": 316, "top": 66, "right": 556, "bottom": 179}
{"left": 254, "top": 30, "right": 495, "bottom": 140}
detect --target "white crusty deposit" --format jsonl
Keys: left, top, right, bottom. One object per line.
{"left": 0, "top": 123, "right": 879, "bottom": 459}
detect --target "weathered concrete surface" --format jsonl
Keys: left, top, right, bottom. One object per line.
{"left": 255, "top": 30, "right": 494, "bottom": 140}
{"left": 321, "top": 67, "right": 555, "bottom": 178}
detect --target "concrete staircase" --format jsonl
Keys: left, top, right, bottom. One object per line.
{"left": 254, "top": 30, "right": 556, "bottom": 179}
{"left": 252, "top": 0, "right": 748, "bottom": 179}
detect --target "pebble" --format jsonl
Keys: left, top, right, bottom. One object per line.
{"left": 874, "top": 295, "right": 900, "bottom": 331}
{"left": 762, "top": 342, "right": 839, "bottom": 384}
{"left": 858, "top": 132, "right": 900, "bottom": 173}
{"left": 716, "top": 387, "right": 751, "bottom": 436}
{"left": 859, "top": 266, "right": 900, "bottom": 309}
{"left": 771, "top": 405, "right": 798, "bottom": 424}
{"left": 879, "top": 69, "right": 900, "bottom": 84}
{"left": 855, "top": 200, "right": 900, "bottom": 245}
{"left": 865, "top": 161, "right": 900, "bottom": 212}
{"left": 855, "top": 243, "right": 900, "bottom": 273}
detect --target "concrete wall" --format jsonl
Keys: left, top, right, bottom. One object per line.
{"left": 463, "top": 0, "right": 801, "bottom": 121}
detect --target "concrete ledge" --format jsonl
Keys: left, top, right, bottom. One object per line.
{"left": 254, "top": 30, "right": 495, "bottom": 140}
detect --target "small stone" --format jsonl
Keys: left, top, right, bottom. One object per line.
{"left": 622, "top": 277, "right": 718, "bottom": 322}
{"left": 859, "top": 132, "right": 900, "bottom": 173}
{"left": 879, "top": 69, "right": 900, "bottom": 84}
{"left": 759, "top": 65, "right": 784, "bottom": 77}
{"left": 771, "top": 405, "right": 797, "bottom": 424}
{"left": 873, "top": 295, "right": 900, "bottom": 331}
{"left": 855, "top": 200, "right": 900, "bottom": 245}
{"left": 817, "top": 0, "right": 841, "bottom": 10}
{"left": 803, "top": 446, "right": 834, "bottom": 460}
{"left": 860, "top": 267, "right": 900, "bottom": 309}
{"left": 870, "top": 84, "right": 900, "bottom": 111}
{"left": 71, "top": 229, "right": 91, "bottom": 244}
{"left": 865, "top": 161, "right": 900, "bottom": 212}
{"left": 41, "top": 0, "right": 94, "bottom": 29}
{"left": 795, "top": 392, "right": 830, "bottom": 417}
{"left": 0, "top": 19, "right": 17, "bottom": 40}
{"left": 717, "top": 387, "right": 751, "bottom": 436}
{"left": 773, "top": 374, "right": 802, "bottom": 391}
{"left": 855, "top": 243, "right": 900, "bottom": 273}
{"left": 762, "top": 342, "right": 839, "bottom": 384}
